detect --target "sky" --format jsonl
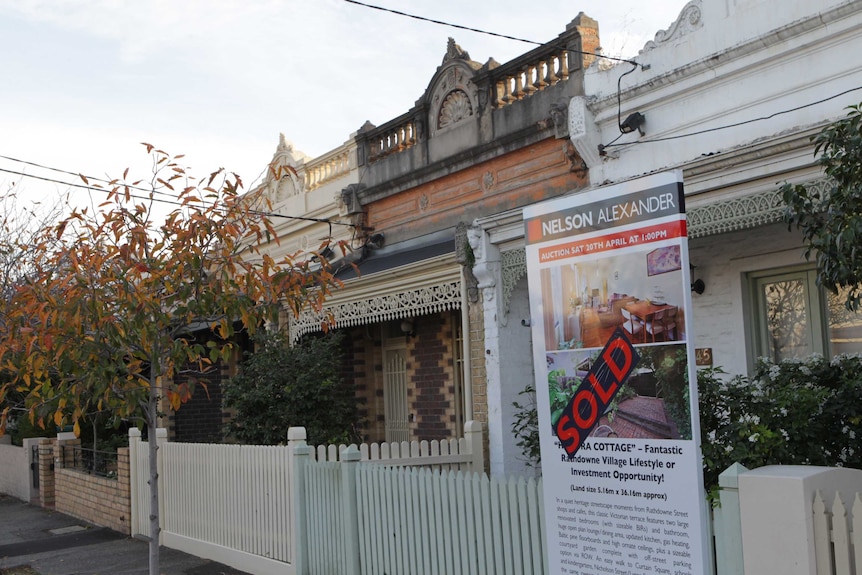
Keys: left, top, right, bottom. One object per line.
{"left": 0, "top": 0, "right": 690, "bottom": 209}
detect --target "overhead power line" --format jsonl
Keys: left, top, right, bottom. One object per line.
{"left": 0, "top": 153, "right": 181, "bottom": 202}
{"left": 340, "top": 0, "right": 642, "bottom": 68}
{"left": 0, "top": 167, "right": 176, "bottom": 207}
{"left": 602, "top": 85, "right": 862, "bottom": 149}
{"left": 0, "top": 164, "right": 354, "bottom": 228}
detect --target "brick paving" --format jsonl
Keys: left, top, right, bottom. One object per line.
{"left": 593, "top": 396, "right": 676, "bottom": 440}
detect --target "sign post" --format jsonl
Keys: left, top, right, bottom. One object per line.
{"left": 523, "top": 171, "right": 710, "bottom": 575}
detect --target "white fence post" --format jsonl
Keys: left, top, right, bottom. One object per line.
{"left": 155, "top": 428, "right": 168, "bottom": 546}
{"left": 739, "top": 465, "right": 862, "bottom": 575}
{"left": 22, "top": 437, "right": 42, "bottom": 504}
{"left": 289, "top": 427, "right": 309, "bottom": 575}
{"left": 128, "top": 428, "right": 141, "bottom": 536}
{"left": 464, "top": 420, "right": 483, "bottom": 474}
{"left": 341, "top": 445, "right": 361, "bottom": 575}
{"left": 715, "top": 463, "right": 746, "bottom": 575}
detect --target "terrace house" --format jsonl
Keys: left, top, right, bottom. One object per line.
{"left": 223, "top": 14, "right": 600, "bottom": 476}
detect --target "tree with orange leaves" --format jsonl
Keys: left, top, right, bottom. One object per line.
{"left": 0, "top": 145, "right": 341, "bottom": 575}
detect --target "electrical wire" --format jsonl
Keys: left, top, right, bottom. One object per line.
{"left": 0, "top": 167, "right": 180, "bottom": 207}
{"left": 617, "top": 61, "right": 639, "bottom": 133}
{"left": 602, "top": 85, "right": 862, "bottom": 148}
{"left": 0, "top": 165, "right": 354, "bottom": 227}
{"left": 0, "top": 154, "right": 177, "bottom": 202}
{"left": 340, "top": 0, "right": 643, "bottom": 68}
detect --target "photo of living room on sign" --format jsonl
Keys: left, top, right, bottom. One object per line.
{"left": 539, "top": 246, "right": 686, "bottom": 350}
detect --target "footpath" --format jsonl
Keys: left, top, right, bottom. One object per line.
{"left": 0, "top": 494, "right": 251, "bottom": 575}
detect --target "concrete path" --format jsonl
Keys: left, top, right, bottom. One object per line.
{"left": 0, "top": 494, "right": 251, "bottom": 575}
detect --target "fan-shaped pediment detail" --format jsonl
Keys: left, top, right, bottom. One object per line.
{"left": 428, "top": 61, "right": 479, "bottom": 136}
{"left": 438, "top": 90, "right": 473, "bottom": 129}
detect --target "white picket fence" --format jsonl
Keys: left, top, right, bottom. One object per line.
{"left": 307, "top": 420, "right": 484, "bottom": 471}
{"left": 130, "top": 428, "right": 298, "bottom": 574}
{"left": 295, "top": 444, "right": 546, "bottom": 575}
{"left": 356, "top": 465, "right": 545, "bottom": 575}
{"left": 813, "top": 490, "right": 862, "bottom": 574}
{"left": 128, "top": 422, "right": 485, "bottom": 575}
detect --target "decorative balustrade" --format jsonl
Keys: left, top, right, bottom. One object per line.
{"left": 366, "top": 115, "right": 418, "bottom": 164}
{"left": 301, "top": 144, "right": 356, "bottom": 192}
{"left": 356, "top": 17, "right": 594, "bottom": 165}
{"left": 490, "top": 47, "right": 572, "bottom": 109}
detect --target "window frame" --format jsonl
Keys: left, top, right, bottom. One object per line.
{"left": 746, "top": 265, "right": 828, "bottom": 367}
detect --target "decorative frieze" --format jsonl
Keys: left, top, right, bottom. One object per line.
{"left": 687, "top": 177, "right": 831, "bottom": 238}
{"left": 501, "top": 248, "right": 527, "bottom": 314}
{"left": 290, "top": 280, "right": 462, "bottom": 342}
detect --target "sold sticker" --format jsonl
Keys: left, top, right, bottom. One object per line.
{"left": 555, "top": 328, "right": 640, "bottom": 456}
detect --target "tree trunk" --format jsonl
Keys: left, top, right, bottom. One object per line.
{"left": 147, "top": 377, "right": 160, "bottom": 575}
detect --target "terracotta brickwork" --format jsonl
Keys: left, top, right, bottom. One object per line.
{"left": 37, "top": 439, "right": 55, "bottom": 508}
{"left": 54, "top": 447, "right": 131, "bottom": 535}
{"left": 366, "top": 139, "right": 587, "bottom": 243}
{"left": 467, "top": 300, "right": 487, "bottom": 426}
{"left": 342, "top": 326, "right": 384, "bottom": 442}
{"left": 467, "top": 299, "right": 490, "bottom": 469}
{"left": 410, "top": 313, "right": 458, "bottom": 441}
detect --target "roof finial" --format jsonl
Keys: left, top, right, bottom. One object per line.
{"left": 443, "top": 37, "right": 470, "bottom": 63}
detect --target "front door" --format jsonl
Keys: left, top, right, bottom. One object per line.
{"left": 383, "top": 344, "right": 409, "bottom": 443}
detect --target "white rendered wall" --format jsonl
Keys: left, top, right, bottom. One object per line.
{"left": 492, "top": 277, "right": 538, "bottom": 478}
{"left": 0, "top": 436, "right": 33, "bottom": 502}
{"left": 688, "top": 222, "right": 809, "bottom": 377}
{"left": 581, "top": 0, "right": 862, "bottom": 187}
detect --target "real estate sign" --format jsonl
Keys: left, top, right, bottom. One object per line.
{"left": 523, "top": 171, "right": 709, "bottom": 575}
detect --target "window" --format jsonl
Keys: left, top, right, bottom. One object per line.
{"left": 748, "top": 266, "right": 862, "bottom": 362}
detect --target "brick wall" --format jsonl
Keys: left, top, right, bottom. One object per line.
{"left": 170, "top": 364, "right": 229, "bottom": 443}
{"left": 467, "top": 298, "right": 489, "bottom": 470}
{"left": 168, "top": 331, "right": 249, "bottom": 443}
{"left": 341, "top": 326, "right": 381, "bottom": 442}
{"left": 38, "top": 439, "right": 55, "bottom": 508}
{"left": 340, "top": 314, "right": 466, "bottom": 443}
{"left": 54, "top": 446, "right": 131, "bottom": 535}
{"left": 410, "top": 312, "right": 458, "bottom": 441}
{"left": 468, "top": 300, "right": 487, "bottom": 426}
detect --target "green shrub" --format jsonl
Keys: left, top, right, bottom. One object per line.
{"left": 699, "top": 354, "right": 862, "bottom": 499}
{"left": 512, "top": 383, "right": 540, "bottom": 468}
{"left": 512, "top": 353, "right": 862, "bottom": 501}
{"left": 222, "top": 330, "right": 362, "bottom": 446}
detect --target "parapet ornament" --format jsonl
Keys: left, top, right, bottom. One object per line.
{"left": 430, "top": 64, "right": 479, "bottom": 136}
{"left": 639, "top": 0, "right": 703, "bottom": 54}
{"left": 549, "top": 100, "right": 569, "bottom": 140}
{"left": 262, "top": 133, "right": 305, "bottom": 202}
{"left": 443, "top": 37, "right": 471, "bottom": 63}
